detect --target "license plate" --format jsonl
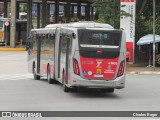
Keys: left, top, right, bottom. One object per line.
{"left": 96, "top": 68, "right": 101, "bottom": 74}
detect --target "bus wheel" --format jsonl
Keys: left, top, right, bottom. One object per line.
{"left": 33, "top": 67, "right": 40, "bottom": 80}
{"left": 62, "top": 72, "right": 69, "bottom": 92}
{"left": 47, "top": 65, "right": 55, "bottom": 84}
{"left": 107, "top": 88, "right": 114, "bottom": 93}
{"left": 71, "top": 87, "right": 78, "bottom": 92}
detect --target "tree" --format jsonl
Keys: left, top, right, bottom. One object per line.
{"left": 135, "top": 0, "right": 160, "bottom": 42}
{"left": 20, "top": 3, "right": 27, "bottom": 12}
{"left": 92, "top": 0, "right": 160, "bottom": 62}
{"left": 92, "top": 0, "right": 131, "bottom": 28}
{"left": 92, "top": 0, "right": 160, "bottom": 38}
{"left": 92, "top": 0, "right": 118, "bottom": 28}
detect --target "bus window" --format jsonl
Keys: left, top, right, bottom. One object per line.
{"left": 33, "top": 34, "right": 39, "bottom": 50}
{"left": 19, "top": 12, "right": 27, "bottom": 20}
{"left": 79, "top": 30, "right": 121, "bottom": 48}
{"left": 0, "top": 21, "right": 3, "bottom": 29}
{"left": 0, "top": 21, "right": 4, "bottom": 42}
{"left": 48, "top": 33, "right": 55, "bottom": 50}
{"left": 61, "top": 35, "right": 67, "bottom": 53}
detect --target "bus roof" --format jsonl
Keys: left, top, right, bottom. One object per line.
{"left": 0, "top": 18, "right": 10, "bottom": 21}
{"left": 67, "top": 22, "right": 114, "bottom": 29}
{"left": 45, "top": 23, "right": 68, "bottom": 28}
{"left": 19, "top": 12, "right": 27, "bottom": 16}
{"left": 31, "top": 28, "right": 56, "bottom": 34}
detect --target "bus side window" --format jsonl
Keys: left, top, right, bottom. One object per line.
{"left": 50, "top": 33, "right": 55, "bottom": 40}
{"left": 41, "top": 34, "right": 46, "bottom": 50}
{"left": 36, "top": 34, "right": 39, "bottom": 40}
{"left": 67, "top": 37, "right": 72, "bottom": 53}
{"left": 34, "top": 33, "right": 41, "bottom": 50}
{"left": 111, "top": 33, "right": 120, "bottom": 46}
{"left": 26, "top": 37, "right": 31, "bottom": 50}
{"left": 48, "top": 33, "right": 55, "bottom": 50}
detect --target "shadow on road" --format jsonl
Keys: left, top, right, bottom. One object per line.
{"left": 38, "top": 78, "right": 122, "bottom": 99}
{"left": 68, "top": 90, "right": 121, "bottom": 99}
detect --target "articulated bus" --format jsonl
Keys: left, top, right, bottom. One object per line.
{"left": 27, "top": 22, "right": 126, "bottom": 93}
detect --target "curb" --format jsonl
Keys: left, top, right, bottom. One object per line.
{"left": 0, "top": 48, "right": 26, "bottom": 51}
{"left": 128, "top": 71, "right": 160, "bottom": 75}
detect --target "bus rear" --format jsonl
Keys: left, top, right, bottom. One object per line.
{"left": 70, "top": 28, "right": 126, "bottom": 91}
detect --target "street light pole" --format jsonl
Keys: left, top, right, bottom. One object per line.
{"left": 153, "top": 0, "right": 156, "bottom": 70}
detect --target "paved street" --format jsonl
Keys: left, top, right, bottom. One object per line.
{"left": 0, "top": 51, "right": 160, "bottom": 119}
{"left": 0, "top": 52, "right": 28, "bottom": 74}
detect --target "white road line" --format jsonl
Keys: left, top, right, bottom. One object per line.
{"left": 0, "top": 74, "right": 33, "bottom": 81}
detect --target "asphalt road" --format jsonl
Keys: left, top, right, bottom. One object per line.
{"left": 0, "top": 51, "right": 160, "bottom": 120}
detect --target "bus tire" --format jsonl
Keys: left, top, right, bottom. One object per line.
{"left": 47, "top": 65, "right": 55, "bottom": 84}
{"left": 33, "top": 67, "right": 40, "bottom": 80}
{"left": 62, "top": 71, "right": 69, "bottom": 92}
{"left": 71, "top": 87, "right": 79, "bottom": 92}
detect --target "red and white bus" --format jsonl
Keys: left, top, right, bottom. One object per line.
{"left": 27, "top": 22, "right": 126, "bottom": 93}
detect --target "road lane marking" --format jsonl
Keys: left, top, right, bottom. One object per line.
{"left": 0, "top": 74, "right": 33, "bottom": 81}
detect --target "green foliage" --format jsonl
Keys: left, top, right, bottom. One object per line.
{"left": 92, "top": 0, "right": 160, "bottom": 40}
{"left": 23, "top": 4, "right": 28, "bottom": 12}
{"left": 92, "top": 0, "right": 160, "bottom": 63}
{"left": 96, "top": 17, "right": 105, "bottom": 23}
{"left": 139, "top": 15, "right": 160, "bottom": 35}
{"left": 92, "top": 0, "right": 128, "bottom": 28}
{"left": 155, "top": 16, "right": 160, "bottom": 34}
{"left": 19, "top": 3, "right": 27, "bottom": 12}
{"left": 135, "top": 0, "right": 160, "bottom": 42}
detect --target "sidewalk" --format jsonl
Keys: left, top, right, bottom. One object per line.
{"left": 0, "top": 47, "right": 26, "bottom": 51}
{"left": 0, "top": 45, "right": 26, "bottom": 51}
{"left": 127, "top": 64, "right": 160, "bottom": 75}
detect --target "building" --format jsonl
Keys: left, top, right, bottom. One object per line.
{"left": 0, "top": 2, "right": 4, "bottom": 14}
{"left": 0, "top": 0, "right": 95, "bottom": 48}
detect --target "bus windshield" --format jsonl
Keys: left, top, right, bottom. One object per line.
{"left": 78, "top": 30, "right": 121, "bottom": 48}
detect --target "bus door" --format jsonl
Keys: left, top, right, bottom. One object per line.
{"left": 58, "top": 34, "right": 62, "bottom": 79}
{"left": 58, "top": 33, "right": 68, "bottom": 81}
{"left": 58, "top": 32, "right": 72, "bottom": 82}
{"left": 31, "top": 33, "right": 42, "bottom": 75}
{"left": 37, "top": 34, "right": 42, "bottom": 75}
{"left": 77, "top": 29, "right": 124, "bottom": 80}
{"left": 54, "top": 28, "right": 61, "bottom": 80}
{"left": 65, "top": 36, "right": 72, "bottom": 84}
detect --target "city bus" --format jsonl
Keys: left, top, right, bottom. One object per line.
{"left": 0, "top": 18, "right": 10, "bottom": 44}
{"left": 0, "top": 18, "right": 27, "bottom": 45}
{"left": 27, "top": 22, "right": 126, "bottom": 93}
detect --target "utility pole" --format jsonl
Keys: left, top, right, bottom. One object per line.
{"left": 10, "top": 0, "right": 16, "bottom": 48}
{"left": 153, "top": 0, "right": 156, "bottom": 70}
